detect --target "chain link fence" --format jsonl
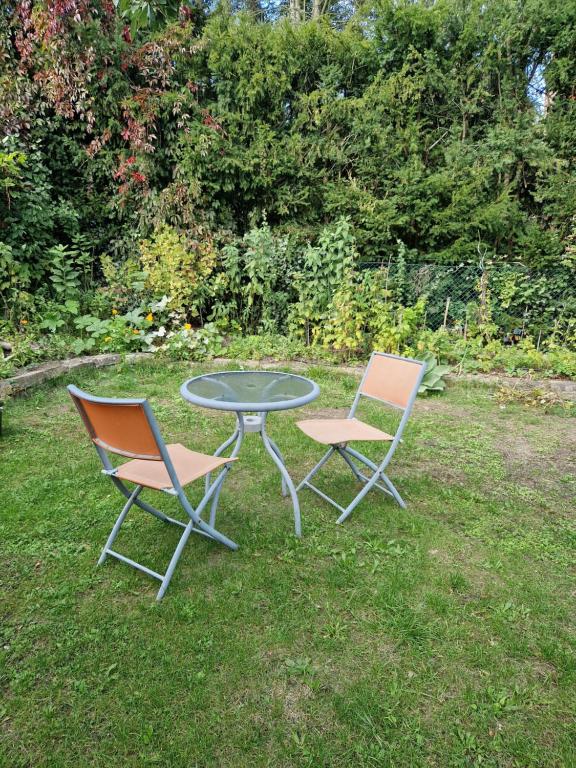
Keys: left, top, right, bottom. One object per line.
{"left": 361, "top": 260, "right": 576, "bottom": 348}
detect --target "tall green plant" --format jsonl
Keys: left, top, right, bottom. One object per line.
{"left": 290, "top": 218, "right": 357, "bottom": 344}
{"left": 210, "top": 220, "right": 292, "bottom": 334}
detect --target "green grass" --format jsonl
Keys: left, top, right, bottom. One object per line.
{"left": 1, "top": 361, "right": 575, "bottom": 767}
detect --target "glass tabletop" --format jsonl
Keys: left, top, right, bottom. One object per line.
{"left": 180, "top": 370, "right": 320, "bottom": 412}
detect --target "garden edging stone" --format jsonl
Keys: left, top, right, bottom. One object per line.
{"left": 0, "top": 353, "right": 153, "bottom": 399}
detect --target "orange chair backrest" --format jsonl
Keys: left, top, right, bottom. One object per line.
{"left": 70, "top": 391, "right": 162, "bottom": 460}
{"left": 360, "top": 354, "right": 422, "bottom": 410}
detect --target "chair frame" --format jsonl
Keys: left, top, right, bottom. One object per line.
{"left": 68, "top": 385, "right": 238, "bottom": 600}
{"left": 296, "top": 352, "right": 425, "bottom": 524}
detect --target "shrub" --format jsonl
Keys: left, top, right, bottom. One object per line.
{"left": 139, "top": 224, "right": 216, "bottom": 316}
{"left": 209, "top": 220, "right": 292, "bottom": 334}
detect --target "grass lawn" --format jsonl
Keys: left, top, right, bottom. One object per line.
{"left": 1, "top": 361, "right": 575, "bottom": 767}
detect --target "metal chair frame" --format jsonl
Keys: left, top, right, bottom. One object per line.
{"left": 68, "top": 385, "right": 238, "bottom": 600}
{"left": 296, "top": 352, "right": 426, "bottom": 524}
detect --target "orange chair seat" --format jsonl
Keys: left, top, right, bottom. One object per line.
{"left": 115, "top": 443, "right": 236, "bottom": 491}
{"left": 296, "top": 418, "right": 393, "bottom": 446}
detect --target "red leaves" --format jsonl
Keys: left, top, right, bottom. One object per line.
{"left": 12, "top": 0, "right": 96, "bottom": 127}
{"left": 113, "top": 155, "right": 148, "bottom": 197}
{"left": 201, "top": 109, "right": 222, "bottom": 132}
{"left": 8, "top": 0, "right": 194, "bottom": 150}
{"left": 120, "top": 115, "right": 154, "bottom": 153}
{"left": 86, "top": 128, "right": 111, "bottom": 157}
{"left": 45, "top": 0, "right": 92, "bottom": 38}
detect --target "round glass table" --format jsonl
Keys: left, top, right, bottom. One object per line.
{"left": 180, "top": 371, "right": 320, "bottom": 537}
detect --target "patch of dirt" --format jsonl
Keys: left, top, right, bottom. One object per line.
{"left": 271, "top": 679, "right": 313, "bottom": 724}
{"left": 295, "top": 407, "right": 349, "bottom": 420}
{"left": 19, "top": 401, "right": 76, "bottom": 427}
{"left": 411, "top": 397, "right": 575, "bottom": 501}
{"left": 413, "top": 399, "right": 477, "bottom": 420}
{"left": 492, "top": 420, "right": 576, "bottom": 501}
{"left": 399, "top": 451, "right": 469, "bottom": 486}
{"left": 529, "top": 659, "right": 558, "bottom": 683}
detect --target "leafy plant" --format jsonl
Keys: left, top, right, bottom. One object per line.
{"left": 371, "top": 296, "right": 428, "bottom": 356}
{"left": 47, "top": 245, "right": 80, "bottom": 300}
{"left": 210, "top": 220, "right": 291, "bottom": 334}
{"left": 225, "top": 334, "right": 335, "bottom": 362}
{"left": 156, "top": 323, "right": 225, "bottom": 361}
{"left": 418, "top": 352, "right": 451, "bottom": 395}
{"left": 38, "top": 299, "right": 80, "bottom": 333}
{"left": 73, "top": 309, "right": 153, "bottom": 354}
{"left": 139, "top": 224, "right": 216, "bottom": 316}
{"left": 290, "top": 218, "right": 357, "bottom": 345}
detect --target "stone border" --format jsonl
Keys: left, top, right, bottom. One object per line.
{"left": 1, "top": 352, "right": 575, "bottom": 402}
{"left": 0, "top": 353, "right": 153, "bottom": 399}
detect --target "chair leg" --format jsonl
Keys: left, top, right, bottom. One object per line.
{"left": 336, "top": 446, "right": 364, "bottom": 482}
{"left": 380, "top": 473, "right": 406, "bottom": 509}
{"left": 336, "top": 473, "right": 379, "bottom": 525}
{"left": 156, "top": 520, "right": 195, "bottom": 601}
{"left": 98, "top": 485, "right": 142, "bottom": 566}
{"left": 300, "top": 444, "right": 406, "bottom": 525}
{"left": 296, "top": 447, "right": 335, "bottom": 491}
{"left": 179, "top": 485, "right": 238, "bottom": 551}
{"left": 158, "top": 469, "right": 239, "bottom": 599}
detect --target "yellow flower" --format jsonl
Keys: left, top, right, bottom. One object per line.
{"left": 112, "top": 309, "right": 118, "bottom": 316}
{"left": 133, "top": 329, "right": 140, "bottom": 335}
{"left": 20, "top": 318, "right": 28, "bottom": 325}
{"left": 146, "top": 313, "right": 153, "bottom": 322}
{"left": 184, "top": 323, "right": 192, "bottom": 330}
{"left": 104, "top": 336, "right": 112, "bottom": 342}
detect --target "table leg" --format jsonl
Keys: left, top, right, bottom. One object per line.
{"left": 263, "top": 416, "right": 288, "bottom": 497}
{"left": 207, "top": 414, "right": 245, "bottom": 527}
{"left": 261, "top": 413, "right": 301, "bottom": 537}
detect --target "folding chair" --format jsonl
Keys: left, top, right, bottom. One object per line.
{"left": 68, "top": 385, "right": 238, "bottom": 600}
{"left": 296, "top": 352, "right": 426, "bottom": 524}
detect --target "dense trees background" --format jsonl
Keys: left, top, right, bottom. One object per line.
{"left": 0, "top": 0, "right": 575, "bottom": 362}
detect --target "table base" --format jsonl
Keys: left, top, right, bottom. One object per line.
{"left": 204, "top": 412, "right": 301, "bottom": 537}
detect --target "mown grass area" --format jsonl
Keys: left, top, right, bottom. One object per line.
{"left": 1, "top": 361, "right": 575, "bottom": 767}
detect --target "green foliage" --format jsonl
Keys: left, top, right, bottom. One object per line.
{"left": 155, "top": 323, "right": 225, "bottom": 360}
{"left": 0, "top": 144, "right": 26, "bottom": 199}
{"left": 210, "top": 219, "right": 292, "bottom": 334}
{"left": 73, "top": 309, "right": 154, "bottom": 354}
{"left": 100, "top": 254, "right": 148, "bottom": 313}
{"left": 290, "top": 218, "right": 357, "bottom": 344}
{"left": 0, "top": 0, "right": 575, "bottom": 375}
{"left": 320, "top": 257, "right": 428, "bottom": 357}
{"left": 139, "top": 224, "right": 216, "bottom": 315}
{"left": 418, "top": 352, "right": 451, "bottom": 394}
{"left": 114, "top": 0, "right": 186, "bottom": 33}
{"left": 371, "top": 296, "right": 428, "bottom": 356}
{"left": 47, "top": 245, "right": 80, "bottom": 301}
{"left": 225, "top": 333, "right": 336, "bottom": 362}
